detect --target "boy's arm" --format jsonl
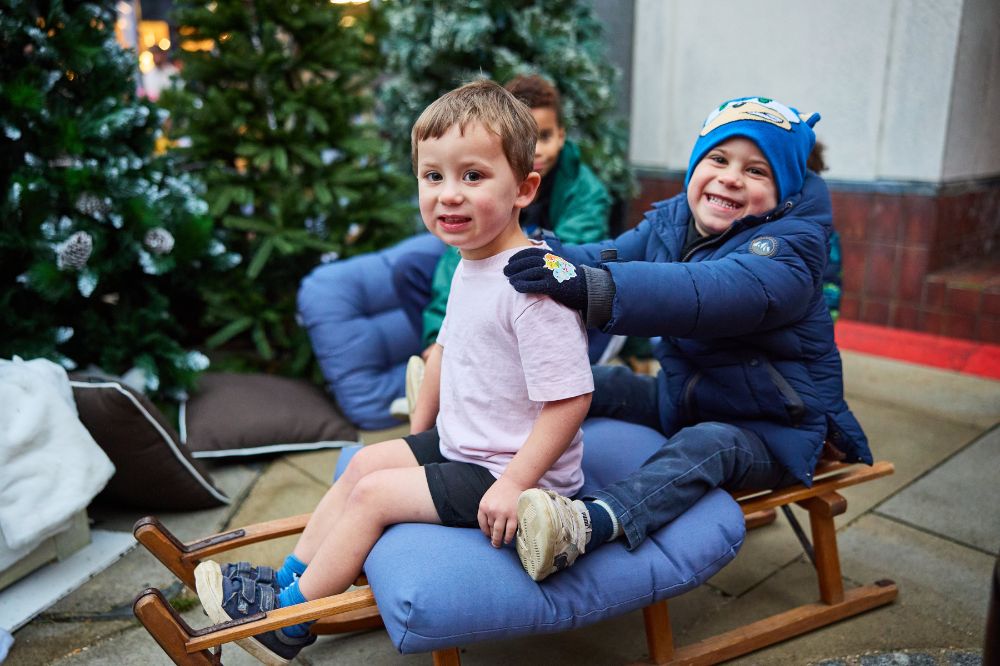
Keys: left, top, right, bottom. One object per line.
{"left": 477, "top": 392, "right": 592, "bottom": 548}
{"left": 409, "top": 343, "right": 442, "bottom": 433}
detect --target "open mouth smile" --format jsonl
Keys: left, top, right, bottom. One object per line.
{"left": 704, "top": 193, "right": 742, "bottom": 211}
{"left": 438, "top": 215, "right": 471, "bottom": 232}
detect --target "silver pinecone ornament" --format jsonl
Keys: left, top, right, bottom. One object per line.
{"left": 144, "top": 227, "right": 175, "bottom": 255}
{"left": 56, "top": 231, "right": 93, "bottom": 270}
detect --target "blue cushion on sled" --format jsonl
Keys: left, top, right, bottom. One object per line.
{"left": 297, "top": 233, "right": 446, "bottom": 430}
{"left": 338, "top": 417, "right": 746, "bottom": 654}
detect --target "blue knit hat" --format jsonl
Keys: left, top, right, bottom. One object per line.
{"left": 684, "top": 97, "right": 820, "bottom": 203}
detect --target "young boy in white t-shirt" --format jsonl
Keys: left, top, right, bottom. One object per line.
{"left": 193, "top": 79, "right": 594, "bottom": 665}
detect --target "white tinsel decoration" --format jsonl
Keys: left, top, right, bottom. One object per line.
{"left": 144, "top": 227, "right": 175, "bottom": 255}
{"left": 55, "top": 231, "right": 94, "bottom": 270}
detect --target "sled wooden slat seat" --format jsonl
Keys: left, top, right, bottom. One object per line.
{"left": 133, "top": 456, "right": 896, "bottom": 665}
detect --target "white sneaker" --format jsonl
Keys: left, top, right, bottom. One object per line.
{"left": 405, "top": 355, "right": 425, "bottom": 417}
{"left": 389, "top": 397, "right": 409, "bottom": 420}
{"left": 516, "top": 489, "right": 591, "bottom": 582}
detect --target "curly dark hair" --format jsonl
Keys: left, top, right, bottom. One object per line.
{"left": 807, "top": 140, "right": 828, "bottom": 172}
{"left": 504, "top": 74, "right": 561, "bottom": 124}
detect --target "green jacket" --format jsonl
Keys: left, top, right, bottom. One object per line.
{"left": 421, "top": 140, "right": 611, "bottom": 347}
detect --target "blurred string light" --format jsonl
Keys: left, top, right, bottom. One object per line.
{"left": 137, "top": 19, "right": 169, "bottom": 72}
{"left": 178, "top": 25, "right": 213, "bottom": 52}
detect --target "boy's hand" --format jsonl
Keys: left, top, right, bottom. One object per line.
{"left": 478, "top": 477, "right": 526, "bottom": 548}
{"left": 504, "top": 248, "right": 587, "bottom": 312}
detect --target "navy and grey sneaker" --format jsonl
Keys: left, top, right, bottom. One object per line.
{"left": 219, "top": 561, "right": 280, "bottom": 591}
{"left": 195, "top": 560, "right": 315, "bottom": 665}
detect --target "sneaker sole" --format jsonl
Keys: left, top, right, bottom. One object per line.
{"left": 194, "top": 561, "right": 292, "bottom": 666}
{"left": 516, "top": 490, "right": 557, "bottom": 582}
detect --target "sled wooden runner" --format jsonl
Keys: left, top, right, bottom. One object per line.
{"left": 133, "top": 459, "right": 897, "bottom": 665}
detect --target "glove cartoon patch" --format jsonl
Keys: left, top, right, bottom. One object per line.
{"left": 543, "top": 253, "right": 577, "bottom": 283}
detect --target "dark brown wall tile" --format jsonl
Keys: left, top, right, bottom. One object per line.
{"left": 869, "top": 197, "right": 903, "bottom": 243}
{"left": 921, "top": 310, "right": 946, "bottom": 335}
{"left": 898, "top": 247, "right": 928, "bottom": 302}
{"left": 841, "top": 239, "right": 867, "bottom": 294}
{"left": 978, "top": 316, "right": 1000, "bottom": 345}
{"left": 865, "top": 243, "right": 899, "bottom": 298}
{"left": 902, "top": 195, "right": 937, "bottom": 247}
{"left": 893, "top": 303, "right": 921, "bottom": 330}
{"left": 982, "top": 288, "right": 1000, "bottom": 318}
{"left": 861, "top": 299, "right": 890, "bottom": 325}
{"left": 943, "top": 313, "right": 977, "bottom": 339}
{"left": 946, "top": 285, "right": 983, "bottom": 315}
{"left": 923, "top": 279, "right": 946, "bottom": 309}
{"left": 840, "top": 294, "right": 860, "bottom": 320}
{"left": 831, "top": 192, "right": 868, "bottom": 242}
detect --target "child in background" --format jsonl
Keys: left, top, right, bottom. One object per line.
{"left": 504, "top": 96, "right": 872, "bottom": 581}
{"left": 194, "top": 80, "right": 593, "bottom": 663}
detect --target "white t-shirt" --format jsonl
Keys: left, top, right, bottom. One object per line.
{"left": 436, "top": 243, "right": 594, "bottom": 496}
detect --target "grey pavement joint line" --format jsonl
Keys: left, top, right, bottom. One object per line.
{"left": 871, "top": 510, "right": 999, "bottom": 558}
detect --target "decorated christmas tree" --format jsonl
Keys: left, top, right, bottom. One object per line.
{"left": 161, "top": 0, "right": 415, "bottom": 376}
{"left": 377, "top": 0, "right": 635, "bottom": 201}
{"left": 0, "top": 0, "right": 233, "bottom": 400}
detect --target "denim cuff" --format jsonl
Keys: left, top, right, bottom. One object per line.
{"left": 581, "top": 264, "right": 614, "bottom": 330}
{"left": 585, "top": 489, "right": 643, "bottom": 551}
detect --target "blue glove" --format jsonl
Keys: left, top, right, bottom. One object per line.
{"left": 503, "top": 247, "right": 587, "bottom": 312}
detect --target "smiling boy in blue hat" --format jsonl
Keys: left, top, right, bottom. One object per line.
{"left": 504, "top": 96, "right": 873, "bottom": 582}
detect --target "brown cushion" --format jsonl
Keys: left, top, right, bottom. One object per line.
{"left": 182, "top": 373, "right": 358, "bottom": 459}
{"left": 69, "top": 374, "right": 229, "bottom": 510}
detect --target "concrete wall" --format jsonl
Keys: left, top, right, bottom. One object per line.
{"left": 629, "top": 0, "right": 1000, "bottom": 185}
{"left": 942, "top": 0, "right": 1000, "bottom": 180}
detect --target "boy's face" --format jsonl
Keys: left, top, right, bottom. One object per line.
{"left": 530, "top": 107, "right": 565, "bottom": 178}
{"left": 416, "top": 122, "right": 539, "bottom": 260}
{"left": 686, "top": 137, "right": 778, "bottom": 236}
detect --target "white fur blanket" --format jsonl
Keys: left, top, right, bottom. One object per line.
{"left": 0, "top": 358, "right": 114, "bottom": 551}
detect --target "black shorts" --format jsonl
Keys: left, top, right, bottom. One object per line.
{"left": 404, "top": 428, "right": 496, "bottom": 527}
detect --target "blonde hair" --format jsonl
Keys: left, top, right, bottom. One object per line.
{"left": 411, "top": 79, "right": 537, "bottom": 181}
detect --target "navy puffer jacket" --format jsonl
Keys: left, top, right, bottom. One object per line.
{"left": 559, "top": 172, "right": 871, "bottom": 486}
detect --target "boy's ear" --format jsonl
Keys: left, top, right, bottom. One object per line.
{"left": 515, "top": 171, "right": 541, "bottom": 208}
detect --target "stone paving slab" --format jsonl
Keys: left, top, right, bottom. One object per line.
{"left": 878, "top": 427, "right": 1000, "bottom": 555}
{"left": 838, "top": 515, "right": 993, "bottom": 631}
{"left": 220, "top": 458, "right": 333, "bottom": 568}
{"left": 4, "top": 618, "right": 135, "bottom": 666}
{"left": 841, "top": 352, "right": 1000, "bottom": 429}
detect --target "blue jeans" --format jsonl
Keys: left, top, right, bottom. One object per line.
{"left": 391, "top": 250, "right": 442, "bottom": 343}
{"left": 587, "top": 365, "right": 797, "bottom": 550}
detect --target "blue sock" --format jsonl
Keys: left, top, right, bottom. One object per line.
{"left": 276, "top": 553, "right": 307, "bottom": 589}
{"left": 584, "top": 501, "right": 614, "bottom": 547}
{"left": 277, "top": 581, "right": 313, "bottom": 638}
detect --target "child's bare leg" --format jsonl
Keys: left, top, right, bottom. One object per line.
{"left": 297, "top": 466, "right": 439, "bottom": 599}
{"left": 293, "top": 439, "right": 419, "bottom": 563}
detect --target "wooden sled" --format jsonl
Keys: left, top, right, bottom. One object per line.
{"left": 133, "top": 459, "right": 897, "bottom": 665}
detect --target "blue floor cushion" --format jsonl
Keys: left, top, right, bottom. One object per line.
{"left": 339, "top": 418, "right": 746, "bottom": 654}
{"left": 297, "top": 233, "right": 445, "bottom": 430}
